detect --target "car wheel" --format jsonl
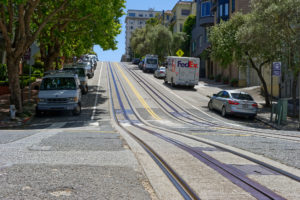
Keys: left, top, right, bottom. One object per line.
{"left": 72, "top": 103, "right": 81, "bottom": 116}
{"left": 248, "top": 115, "right": 256, "bottom": 120}
{"left": 36, "top": 107, "right": 43, "bottom": 117}
{"left": 208, "top": 101, "right": 213, "bottom": 111}
{"left": 221, "top": 106, "right": 227, "bottom": 117}
{"left": 171, "top": 78, "right": 175, "bottom": 87}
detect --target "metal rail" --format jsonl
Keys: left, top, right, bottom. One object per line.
{"left": 118, "top": 63, "right": 300, "bottom": 182}
{"left": 107, "top": 62, "right": 200, "bottom": 200}
{"left": 121, "top": 63, "right": 300, "bottom": 142}
{"left": 109, "top": 63, "right": 289, "bottom": 199}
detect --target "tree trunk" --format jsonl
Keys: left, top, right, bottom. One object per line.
{"left": 248, "top": 58, "right": 271, "bottom": 107}
{"left": 292, "top": 71, "right": 299, "bottom": 117}
{"left": 6, "top": 54, "right": 23, "bottom": 113}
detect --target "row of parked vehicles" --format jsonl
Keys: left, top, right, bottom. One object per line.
{"left": 36, "top": 54, "right": 98, "bottom": 116}
{"left": 132, "top": 55, "right": 258, "bottom": 119}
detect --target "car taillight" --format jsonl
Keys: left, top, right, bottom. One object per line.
{"left": 252, "top": 103, "right": 258, "bottom": 107}
{"left": 228, "top": 100, "right": 239, "bottom": 105}
{"left": 160, "top": 71, "right": 164, "bottom": 73}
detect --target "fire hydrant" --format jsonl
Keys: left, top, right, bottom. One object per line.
{"left": 10, "top": 105, "right": 16, "bottom": 120}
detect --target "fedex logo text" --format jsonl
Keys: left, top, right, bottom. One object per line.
{"left": 177, "top": 60, "right": 198, "bottom": 68}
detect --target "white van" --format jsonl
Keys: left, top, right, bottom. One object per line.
{"left": 143, "top": 55, "right": 158, "bottom": 73}
{"left": 164, "top": 56, "right": 200, "bottom": 88}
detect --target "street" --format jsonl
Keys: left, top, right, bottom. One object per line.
{"left": 1, "top": 62, "right": 300, "bottom": 199}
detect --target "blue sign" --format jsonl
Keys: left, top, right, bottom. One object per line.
{"left": 272, "top": 62, "right": 281, "bottom": 76}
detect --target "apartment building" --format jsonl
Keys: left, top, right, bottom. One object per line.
{"left": 125, "top": 9, "right": 161, "bottom": 61}
{"left": 170, "top": 1, "right": 197, "bottom": 33}
{"left": 191, "top": 0, "right": 214, "bottom": 78}
{"left": 160, "top": 10, "right": 172, "bottom": 27}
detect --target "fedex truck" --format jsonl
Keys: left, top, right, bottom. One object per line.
{"left": 164, "top": 56, "right": 200, "bottom": 88}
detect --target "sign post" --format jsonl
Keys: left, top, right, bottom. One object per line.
{"left": 270, "top": 62, "right": 281, "bottom": 122}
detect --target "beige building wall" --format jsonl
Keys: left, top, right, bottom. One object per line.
{"left": 171, "top": 1, "right": 196, "bottom": 33}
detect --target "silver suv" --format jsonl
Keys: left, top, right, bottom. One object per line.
{"left": 63, "top": 64, "right": 88, "bottom": 94}
{"left": 36, "top": 71, "right": 82, "bottom": 116}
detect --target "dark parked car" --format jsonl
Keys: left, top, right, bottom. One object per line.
{"left": 208, "top": 90, "right": 258, "bottom": 119}
{"left": 132, "top": 58, "right": 140, "bottom": 65}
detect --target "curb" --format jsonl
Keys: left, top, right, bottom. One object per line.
{"left": 255, "top": 116, "right": 281, "bottom": 130}
{"left": 0, "top": 114, "right": 34, "bottom": 129}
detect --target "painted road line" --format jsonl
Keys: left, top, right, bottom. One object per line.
{"left": 64, "top": 130, "right": 117, "bottom": 133}
{"left": 114, "top": 63, "right": 161, "bottom": 120}
{"left": 91, "top": 62, "right": 104, "bottom": 120}
{"left": 191, "top": 132, "right": 251, "bottom": 137}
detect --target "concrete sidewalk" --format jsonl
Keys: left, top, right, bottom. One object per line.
{"left": 196, "top": 79, "right": 299, "bottom": 131}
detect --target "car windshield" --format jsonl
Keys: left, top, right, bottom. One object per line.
{"left": 40, "top": 77, "right": 76, "bottom": 90}
{"left": 63, "top": 68, "right": 85, "bottom": 77}
{"left": 159, "top": 67, "right": 165, "bottom": 71}
{"left": 231, "top": 93, "right": 254, "bottom": 101}
{"left": 147, "top": 59, "right": 157, "bottom": 64}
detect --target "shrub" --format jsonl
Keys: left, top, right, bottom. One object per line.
{"left": 222, "top": 77, "right": 229, "bottom": 84}
{"left": 215, "top": 74, "right": 222, "bottom": 82}
{"left": 0, "top": 80, "right": 9, "bottom": 86}
{"left": 32, "top": 61, "right": 44, "bottom": 70}
{"left": 209, "top": 75, "right": 214, "bottom": 80}
{"left": 0, "top": 64, "right": 7, "bottom": 81}
{"left": 230, "top": 78, "right": 238, "bottom": 87}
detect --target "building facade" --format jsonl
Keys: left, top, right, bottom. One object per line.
{"left": 191, "top": 0, "right": 214, "bottom": 78}
{"left": 125, "top": 9, "right": 161, "bottom": 61}
{"left": 170, "top": 1, "right": 197, "bottom": 33}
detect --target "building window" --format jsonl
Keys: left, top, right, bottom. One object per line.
{"left": 130, "top": 26, "right": 133, "bottom": 30}
{"left": 180, "top": 24, "right": 183, "bottom": 32}
{"left": 219, "top": 4, "right": 223, "bottom": 17}
{"left": 149, "top": 14, "right": 153, "bottom": 17}
{"left": 181, "top": 9, "right": 190, "bottom": 16}
{"left": 128, "top": 13, "right": 136, "bottom": 17}
{"left": 201, "top": 1, "right": 211, "bottom": 17}
{"left": 139, "top": 14, "right": 143, "bottom": 17}
{"left": 225, "top": 3, "right": 229, "bottom": 16}
{"left": 166, "top": 15, "right": 170, "bottom": 20}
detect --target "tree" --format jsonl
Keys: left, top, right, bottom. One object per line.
{"left": 0, "top": 0, "right": 125, "bottom": 112}
{"left": 38, "top": 0, "right": 124, "bottom": 71}
{"left": 210, "top": 13, "right": 273, "bottom": 106}
{"left": 245, "top": 0, "right": 300, "bottom": 114}
{"left": 0, "top": 0, "right": 69, "bottom": 112}
{"left": 183, "top": 15, "right": 196, "bottom": 56}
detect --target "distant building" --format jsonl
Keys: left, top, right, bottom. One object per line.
{"left": 191, "top": 0, "right": 214, "bottom": 78}
{"left": 170, "top": 0, "right": 197, "bottom": 33}
{"left": 125, "top": 9, "right": 161, "bottom": 61}
{"left": 160, "top": 10, "right": 172, "bottom": 27}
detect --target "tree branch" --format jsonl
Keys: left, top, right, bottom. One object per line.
{"left": 29, "top": 0, "right": 69, "bottom": 46}
{"left": 259, "top": 59, "right": 270, "bottom": 72}
{"left": 7, "top": 0, "right": 13, "bottom": 34}
{"left": 24, "top": 0, "right": 40, "bottom": 37}
{"left": 0, "top": 4, "right": 12, "bottom": 53}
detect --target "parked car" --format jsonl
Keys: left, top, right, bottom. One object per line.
{"left": 36, "top": 71, "right": 82, "bottom": 116}
{"left": 138, "top": 59, "right": 145, "bottom": 70}
{"left": 77, "top": 61, "right": 94, "bottom": 79}
{"left": 143, "top": 55, "right": 158, "bottom": 73}
{"left": 208, "top": 90, "right": 258, "bottom": 119}
{"left": 132, "top": 58, "right": 140, "bottom": 65}
{"left": 63, "top": 64, "right": 89, "bottom": 94}
{"left": 154, "top": 67, "right": 166, "bottom": 78}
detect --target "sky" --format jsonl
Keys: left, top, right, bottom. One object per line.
{"left": 93, "top": 0, "right": 179, "bottom": 62}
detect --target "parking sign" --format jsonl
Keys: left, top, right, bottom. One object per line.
{"left": 272, "top": 62, "right": 281, "bottom": 76}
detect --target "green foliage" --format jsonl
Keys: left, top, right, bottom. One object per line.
{"left": 0, "top": 64, "right": 8, "bottom": 81}
{"left": 230, "top": 78, "right": 238, "bottom": 86}
{"left": 182, "top": 15, "right": 196, "bottom": 56}
{"left": 215, "top": 74, "right": 222, "bottom": 82}
{"left": 0, "top": 80, "right": 9, "bottom": 86}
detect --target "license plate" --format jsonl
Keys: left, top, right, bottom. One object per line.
{"left": 242, "top": 104, "right": 248, "bottom": 109}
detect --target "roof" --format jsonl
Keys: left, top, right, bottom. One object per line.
{"left": 44, "top": 70, "right": 78, "bottom": 78}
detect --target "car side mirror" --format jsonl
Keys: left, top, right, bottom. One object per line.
{"left": 213, "top": 94, "right": 217, "bottom": 97}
